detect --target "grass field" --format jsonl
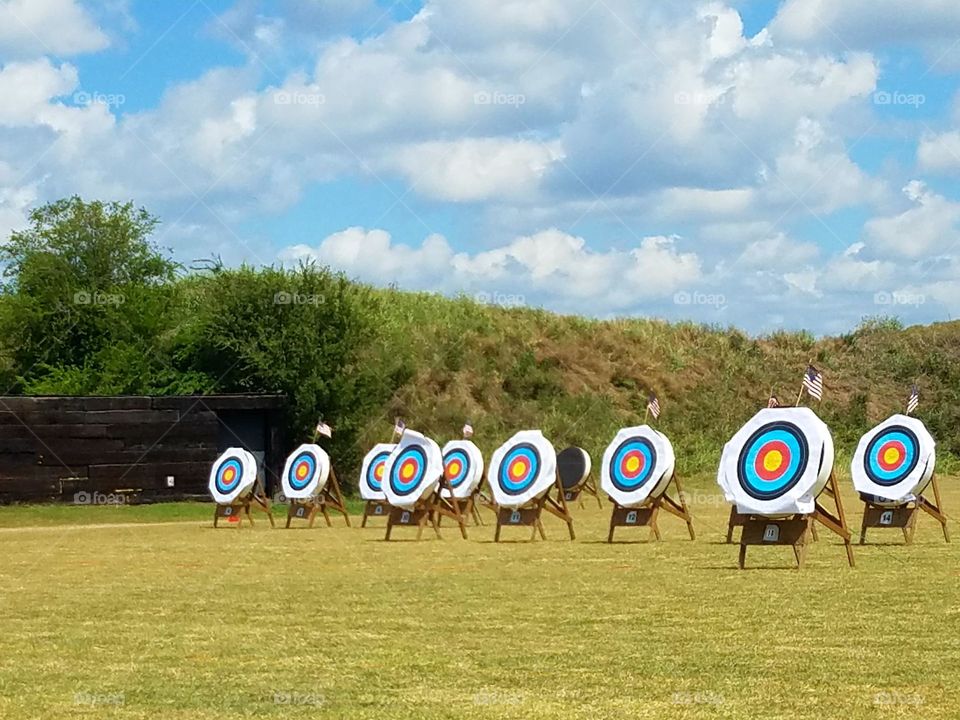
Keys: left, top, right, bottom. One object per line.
{"left": 2, "top": 475, "right": 959, "bottom": 719}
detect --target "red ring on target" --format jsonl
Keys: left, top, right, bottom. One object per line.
{"left": 877, "top": 440, "right": 907, "bottom": 472}
{"left": 754, "top": 440, "right": 791, "bottom": 482}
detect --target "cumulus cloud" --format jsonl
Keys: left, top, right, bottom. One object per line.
{"left": 864, "top": 181, "right": 960, "bottom": 259}
{"left": 0, "top": 0, "right": 109, "bottom": 58}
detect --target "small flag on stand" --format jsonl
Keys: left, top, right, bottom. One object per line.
{"left": 462, "top": 422, "right": 474, "bottom": 439}
{"left": 393, "top": 417, "right": 406, "bottom": 437}
{"left": 802, "top": 365, "right": 823, "bottom": 401}
{"left": 767, "top": 395, "right": 780, "bottom": 408}
{"left": 315, "top": 420, "right": 332, "bottom": 438}
{"left": 647, "top": 394, "right": 661, "bottom": 420}
{"left": 906, "top": 384, "right": 919, "bottom": 415}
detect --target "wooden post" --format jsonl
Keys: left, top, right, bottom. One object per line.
{"left": 494, "top": 473, "right": 575, "bottom": 542}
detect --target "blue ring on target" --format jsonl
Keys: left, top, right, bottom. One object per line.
{"left": 215, "top": 457, "right": 244, "bottom": 494}
{"left": 609, "top": 437, "right": 656, "bottom": 492}
{"left": 497, "top": 443, "right": 540, "bottom": 496}
{"left": 864, "top": 426, "right": 919, "bottom": 487}
{"left": 287, "top": 450, "right": 317, "bottom": 492}
{"left": 443, "top": 449, "right": 471, "bottom": 489}
{"left": 390, "top": 445, "right": 429, "bottom": 497}
{"left": 366, "top": 450, "right": 391, "bottom": 492}
{"left": 737, "top": 422, "right": 808, "bottom": 501}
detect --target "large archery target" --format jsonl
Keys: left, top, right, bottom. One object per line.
{"left": 601, "top": 426, "right": 675, "bottom": 507}
{"left": 208, "top": 447, "right": 258, "bottom": 504}
{"left": 382, "top": 430, "right": 443, "bottom": 508}
{"left": 280, "top": 443, "right": 331, "bottom": 500}
{"left": 852, "top": 414, "right": 935, "bottom": 506}
{"left": 359, "top": 443, "right": 396, "bottom": 501}
{"left": 718, "top": 407, "right": 834, "bottom": 515}
{"left": 440, "top": 440, "right": 484, "bottom": 499}
{"left": 488, "top": 430, "right": 557, "bottom": 509}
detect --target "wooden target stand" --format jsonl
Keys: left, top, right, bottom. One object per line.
{"left": 360, "top": 500, "right": 391, "bottom": 527}
{"left": 859, "top": 475, "right": 950, "bottom": 545}
{"left": 213, "top": 479, "right": 276, "bottom": 529}
{"left": 607, "top": 474, "right": 695, "bottom": 542}
{"left": 557, "top": 447, "right": 603, "bottom": 509}
{"left": 737, "top": 472, "right": 854, "bottom": 569}
{"left": 385, "top": 476, "right": 469, "bottom": 541}
{"left": 494, "top": 474, "right": 575, "bottom": 542}
{"left": 285, "top": 468, "right": 352, "bottom": 529}
{"left": 437, "top": 491, "right": 486, "bottom": 527}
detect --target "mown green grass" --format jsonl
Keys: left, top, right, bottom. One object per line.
{"left": 1, "top": 475, "right": 958, "bottom": 719}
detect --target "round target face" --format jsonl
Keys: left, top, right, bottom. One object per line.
{"left": 717, "top": 407, "right": 833, "bottom": 516}
{"left": 208, "top": 448, "right": 258, "bottom": 504}
{"left": 863, "top": 426, "right": 919, "bottom": 486}
{"left": 280, "top": 444, "right": 331, "bottom": 500}
{"left": 851, "top": 414, "right": 935, "bottom": 505}
{"left": 736, "top": 422, "right": 809, "bottom": 500}
{"left": 440, "top": 440, "right": 484, "bottom": 499}
{"left": 488, "top": 430, "right": 557, "bottom": 509}
{"left": 601, "top": 426, "right": 675, "bottom": 507}
{"left": 359, "top": 443, "right": 396, "bottom": 501}
{"left": 382, "top": 430, "right": 444, "bottom": 508}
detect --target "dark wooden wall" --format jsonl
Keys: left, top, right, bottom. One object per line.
{"left": 0, "top": 395, "right": 286, "bottom": 503}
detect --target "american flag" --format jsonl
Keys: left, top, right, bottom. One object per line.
{"left": 802, "top": 365, "right": 823, "bottom": 401}
{"left": 315, "top": 420, "right": 333, "bottom": 438}
{"left": 767, "top": 395, "right": 780, "bottom": 408}
{"left": 906, "top": 384, "right": 919, "bottom": 415}
{"left": 647, "top": 393, "right": 661, "bottom": 420}
{"left": 462, "top": 422, "right": 474, "bottom": 439}
{"left": 393, "top": 417, "right": 406, "bottom": 437}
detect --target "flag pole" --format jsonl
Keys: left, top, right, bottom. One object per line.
{"left": 794, "top": 384, "right": 805, "bottom": 407}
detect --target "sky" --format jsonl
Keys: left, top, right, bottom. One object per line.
{"left": 2, "top": 0, "right": 960, "bottom": 334}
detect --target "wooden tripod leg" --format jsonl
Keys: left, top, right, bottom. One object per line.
{"left": 726, "top": 506, "right": 736, "bottom": 544}
{"left": 361, "top": 502, "right": 369, "bottom": 528}
{"left": 319, "top": 502, "right": 331, "bottom": 527}
{"left": 328, "top": 468, "right": 352, "bottom": 527}
{"left": 671, "top": 474, "right": 696, "bottom": 540}
{"left": 928, "top": 475, "right": 950, "bottom": 542}
{"left": 859, "top": 503, "right": 868, "bottom": 544}
{"left": 385, "top": 515, "right": 394, "bottom": 541}
{"left": 495, "top": 518, "right": 502, "bottom": 542}
{"left": 213, "top": 507, "right": 220, "bottom": 528}
{"left": 810, "top": 522, "right": 819, "bottom": 541}
{"left": 607, "top": 506, "right": 617, "bottom": 543}
{"left": 649, "top": 504, "right": 662, "bottom": 542}
{"left": 738, "top": 542, "right": 747, "bottom": 569}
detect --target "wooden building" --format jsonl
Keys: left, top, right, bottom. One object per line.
{"left": 0, "top": 395, "right": 287, "bottom": 503}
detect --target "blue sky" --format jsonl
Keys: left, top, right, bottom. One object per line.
{"left": 2, "top": 0, "right": 960, "bottom": 334}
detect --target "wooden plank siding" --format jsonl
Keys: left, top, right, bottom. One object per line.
{"left": 0, "top": 395, "right": 286, "bottom": 503}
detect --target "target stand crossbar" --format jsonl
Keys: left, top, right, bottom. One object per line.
{"left": 361, "top": 500, "right": 392, "bottom": 527}
{"left": 286, "top": 468, "right": 352, "bottom": 529}
{"left": 607, "top": 474, "right": 695, "bottom": 542}
{"left": 859, "top": 474, "right": 950, "bottom": 545}
{"left": 494, "top": 474, "right": 575, "bottom": 542}
{"left": 213, "top": 479, "right": 276, "bottom": 529}
{"left": 727, "top": 505, "right": 818, "bottom": 543}
{"left": 385, "top": 477, "right": 468, "bottom": 541}
{"left": 562, "top": 475, "right": 603, "bottom": 509}
{"left": 737, "top": 472, "right": 853, "bottom": 569}
{"left": 437, "top": 491, "right": 485, "bottom": 528}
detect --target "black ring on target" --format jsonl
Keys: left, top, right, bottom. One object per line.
{"left": 608, "top": 437, "right": 657, "bottom": 492}
{"left": 365, "top": 450, "right": 391, "bottom": 492}
{"left": 863, "top": 425, "right": 920, "bottom": 487}
{"left": 736, "top": 421, "right": 809, "bottom": 501}
{"left": 287, "top": 449, "right": 318, "bottom": 492}
{"left": 443, "top": 448, "right": 472, "bottom": 489}
{"left": 497, "top": 442, "right": 541, "bottom": 496}
{"left": 214, "top": 455, "right": 244, "bottom": 495}
{"left": 389, "top": 444, "right": 429, "bottom": 497}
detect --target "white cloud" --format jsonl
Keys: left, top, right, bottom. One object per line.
{"left": 917, "top": 131, "right": 960, "bottom": 174}
{"left": 864, "top": 181, "right": 960, "bottom": 258}
{"left": 0, "top": 0, "right": 109, "bottom": 58}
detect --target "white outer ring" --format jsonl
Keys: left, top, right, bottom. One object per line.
{"left": 851, "top": 414, "right": 936, "bottom": 506}
{"left": 600, "top": 426, "right": 675, "bottom": 508}
{"left": 208, "top": 448, "right": 258, "bottom": 504}
{"left": 280, "top": 443, "right": 331, "bottom": 500}
{"left": 487, "top": 430, "right": 557, "bottom": 509}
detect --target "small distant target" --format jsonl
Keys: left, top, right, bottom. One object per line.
{"left": 208, "top": 448, "right": 258, "bottom": 505}
{"left": 852, "top": 414, "right": 935, "bottom": 506}
{"left": 488, "top": 430, "right": 557, "bottom": 509}
{"left": 441, "top": 440, "right": 484, "bottom": 499}
{"left": 280, "top": 444, "right": 331, "bottom": 500}
{"left": 382, "top": 430, "right": 444, "bottom": 509}
{"left": 359, "top": 443, "right": 396, "bottom": 501}
{"left": 601, "top": 426, "right": 675, "bottom": 508}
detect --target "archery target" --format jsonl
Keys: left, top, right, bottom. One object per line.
{"left": 852, "top": 414, "right": 935, "bottom": 506}
{"left": 382, "top": 430, "right": 443, "bottom": 508}
{"left": 359, "top": 443, "right": 396, "bottom": 501}
{"left": 717, "top": 407, "right": 834, "bottom": 516}
{"left": 440, "top": 440, "right": 485, "bottom": 500}
{"left": 280, "top": 443, "right": 331, "bottom": 500}
{"left": 208, "top": 447, "right": 258, "bottom": 504}
{"left": 557, "top": 447, "right": 592, "bottom": 492}
{"left": 601, "top": 426, "right": 675, "bottom": 508}
{"left": 488, "top": 430, "right": 557, "bottom": 509}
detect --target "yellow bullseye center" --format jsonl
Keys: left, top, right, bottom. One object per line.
{"left": 296, "top": 465, "right": 308, "bottom": 479}
{"left": 401, "top": 463, "right": 415, "bottom": 480}
{"left": 763, "top": 450, "right": 784, "bottom": 472}
{"left": 883, "top": 447, "right": 901, "bottom": 465}
{"left": 374, "top": 465, "right": 384, "bottom": 480}
{"left": 625, "top": 456, "right": 640, "bottom": 472}
{"left": 447, "top": 461, "right": 461, "bottom": 476}
{"left": 510, "top": 462, "right": 526, "bottom": 479}
{"left": 223, "top": 468, "right": 235, "bottom": 482}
